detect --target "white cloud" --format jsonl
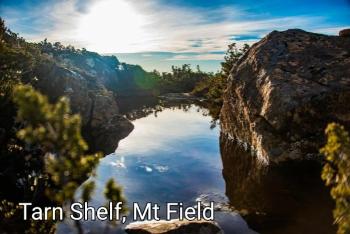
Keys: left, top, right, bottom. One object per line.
{"left": 167, "top": 53, "right": 224, "bottom": 61}
{"left": 1, "top": 0, "right": 347, "bottom": 53}
{"left": 116, "top": 106, "right": 217, "bottom": 155}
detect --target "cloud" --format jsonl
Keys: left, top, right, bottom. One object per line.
{"left": 1, "top": 0, "right": 349, "bottom": 53}
{"left": 167, "top": 53, "right": 224, "bottom": 61}
{"left": 117, "top": 106, "right": 218, "bottom": 155}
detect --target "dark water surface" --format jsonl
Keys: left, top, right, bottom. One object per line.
{"left": 58, "top": 101, "right": 335, "bottom": 234}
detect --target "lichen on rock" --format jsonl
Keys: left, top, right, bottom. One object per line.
{"left": 220, "top": 29, "right": 350, "bottom": 163}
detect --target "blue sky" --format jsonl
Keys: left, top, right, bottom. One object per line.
{"left": 1, "top": 0, "right": 349, "bottom": 72}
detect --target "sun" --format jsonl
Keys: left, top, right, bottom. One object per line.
{"left": 76, "top": 0, "right": 150, "bottom": 53}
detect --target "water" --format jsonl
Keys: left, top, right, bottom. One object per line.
{"left": 58, "top": 101, "right": 335, "bottom": 234}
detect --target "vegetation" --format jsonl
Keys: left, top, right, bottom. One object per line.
{"left": 192, "top": 43, "right": 250, "bottom": 119}
{"left": 0, "top": 84, "right": 127, "bottom": 234}
{"left": 0, "top": 19, "right": 126, "bottom": 233}
{"left": 14, "top": 84, "right": 102, "bottom": 204}
{"left": 150, "top": 64, "right": 213, "bottom": 94}
{"left": 221, "top": 43, "right": 250, "bottom": 77}
{"left": 0, "top": 17, "right": 251, "bottom": 232}
{"left": 321, "top": 123, "right": 350, "bottom": 234}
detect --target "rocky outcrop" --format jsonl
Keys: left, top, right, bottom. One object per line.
{"left": 220, "top": 29, "right": 350, "bottom": 163}
{"left": 21, "top": 39, "right": 160, "bottom": 153}
{"left": 125, "top": 219, "right": 223, "bottom": 234}
{"left": 339, "top": 28, "right": 350, "bottom": 37}
{"left": 33, "top": 56, "right": 134, "bottom": 153}
{"left": 82, "top": 92, "right": 134, "bottom": 153}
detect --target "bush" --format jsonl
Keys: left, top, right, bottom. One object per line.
{"left": 321, "top": 123, "right": 350, "bottom": 234}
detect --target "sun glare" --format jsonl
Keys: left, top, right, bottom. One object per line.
{"left": 76, "top": 0, "right": 150, "bottom": 53}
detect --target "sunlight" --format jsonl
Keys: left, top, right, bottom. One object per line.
{"left": 76, "top": 0, "right": 150, "bottom": 53}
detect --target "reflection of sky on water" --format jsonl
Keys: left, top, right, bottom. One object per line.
{"left": 96, "top": 106, "right": 223, "bottom": 205}
{"left": 116, "top": 106, "right": 218, "bottom": 155}
{"left": 58, "top": 105, "right": 255, "bottom": 234}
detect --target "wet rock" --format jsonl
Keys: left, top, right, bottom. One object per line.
{"left": 195, "top": 193, "right": 231, "bottom": 212}
{"left": 125, "top": 219, "right": 223, "bottom": 234}
{"left": 220, "top": 29, "right": 350, "bottom": 162}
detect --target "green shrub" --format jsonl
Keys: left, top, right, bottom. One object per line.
{"left": 321, "top": 123, "right": 350, "bottom": 234}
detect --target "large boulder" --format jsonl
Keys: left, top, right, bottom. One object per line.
{"left": 339, "top": 28, "right": 350, "bottom": 37}
{"left": 125, "top": 219, "right": 223, "bottom": 234}
{"left": 220, "top": 29, "right": 350, "bottom": 163}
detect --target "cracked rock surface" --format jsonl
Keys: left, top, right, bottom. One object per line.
{"left": 220, "top": 29, "right": 350, "bottom": 163}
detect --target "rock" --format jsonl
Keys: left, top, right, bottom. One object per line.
{"left": 219, "top": 133, "right": 336, "bottom": 234}
{"left": 0, "top": 128, "right": 5, "bottom": 145}
{"left": 159, "top": 93, "right": 203, "bottom": 101}
{"left": 34, "top": 61, "right": 134, "bottom": 154}
{"left": 29, "top": 42, "right": 163, "bottom": 153}
{"left": 125, "top": 219, "right": 223, "bottom": 234}
{"left": 85, "top": 114, "right": 134, "bottom": 153}
{"left": 220, "top": 29, "right": 350, "bottom": 163}
{"left": 339, "top": 29, "right": 350, "bottom": 37}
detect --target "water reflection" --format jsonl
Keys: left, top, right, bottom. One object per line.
{"left": 58, "top": 103, "right": 254, "bottom": 234}
{"left": 117, "top": 96, "right": 218, "bottom": 128}
{"left": 220, "top": 133, "right": 336, "bottom": 234}
{"left": 58, "top": 100, "right": 335, "bottom": 234}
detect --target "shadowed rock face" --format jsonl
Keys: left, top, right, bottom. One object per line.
{"left": 34, "top": 54, "right": 134, "bottom": 154}
{"left": 339, "top": 29, "right": 350, "bottom": 37}
{"left": 219, "top": 133, "right": 336, "bottom": 234}
{"left": 220, "top": 29, "right": 350, "bottom": 162}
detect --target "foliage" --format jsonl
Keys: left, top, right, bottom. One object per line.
{"left": 221, "top": 43, "right": 250, "bottom": 77}
{"left": 104, "top": 179, "right": 126, "bottom": 206}
{"left": 0, "top": 19, "right": 128, "bottom": 232}
{"left": 192, "top": 43, "right": 250, "bottom": 119}
{"left": 2, "top": 84, "right": 125, "bottom": 233}
{"left": 321, "top": 123, "right": 350, "bottom": 234}
{"left": 114, "top": 63, "right": 159, "bottom": 96}
{"left": 0, "top": 17, "right": 248, "bottom": 232}
{"left": 104, "top": 178, "right": 128, "bottom": 217}
{"left": 81, "top": 181, "right": 95, "bottom": 203}
{"left": 151, "top": 64, "right": 213, "bottom": 94}
{"left": 13, "top": 84, "right": 102, "bottom": 203}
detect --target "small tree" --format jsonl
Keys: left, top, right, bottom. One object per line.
{"left": 321, "top": 123, "right": 350, "bottom": 234}
{"left": 12, "top": 85, "right": 126, "bottom": 234}
{"left": 221, "top": 43, "right": 250, "bottom": 77}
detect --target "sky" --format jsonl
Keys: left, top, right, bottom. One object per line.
{"left": 1, "top": 0, "right": 349, "bottom": 72}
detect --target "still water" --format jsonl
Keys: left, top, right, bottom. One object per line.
{"left": 59, "top": 101, "right": 335, "bottom": 234}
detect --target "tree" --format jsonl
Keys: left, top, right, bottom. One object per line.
{"left": 0, "top": 18, "right": 6, "bottom": 41}
{"left": 191, "top": 43, "right": 250, "bottom": 121}
{"left": 11, "top": 85, "right": 126, "bottom": 234}
{"left": 221, "top": 43, "right": 250, "bottom": 77}
{"left": 321, "top": 123, "right": 350, "bottom": 234}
